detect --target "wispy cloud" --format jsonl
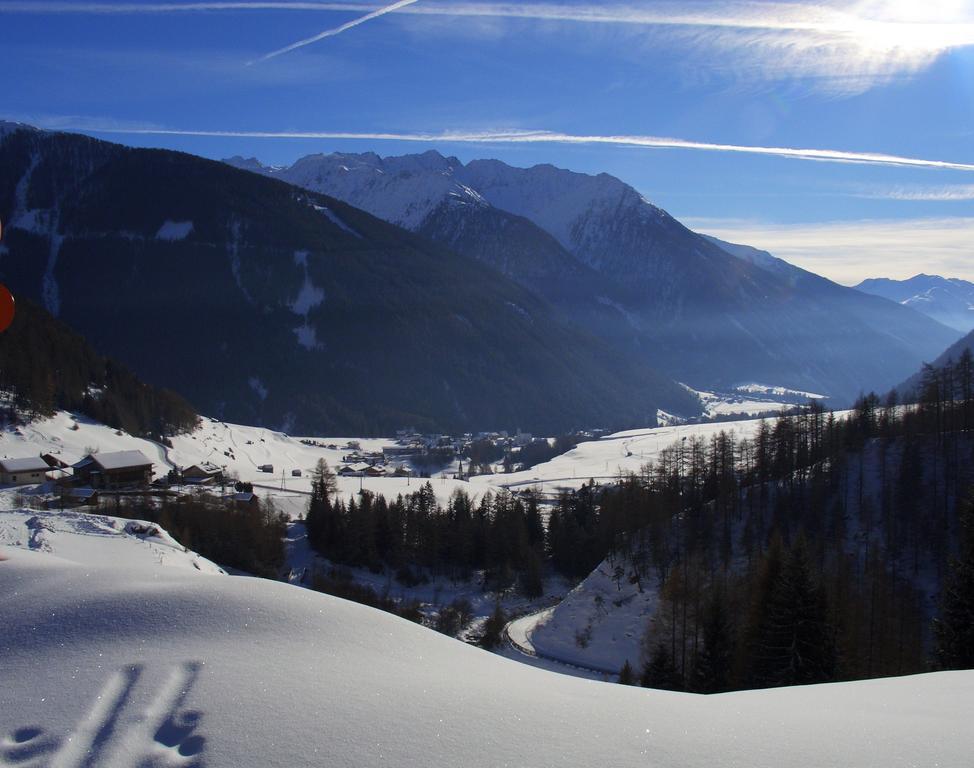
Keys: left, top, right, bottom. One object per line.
{"left": 4, "top": 2, "right": 973, "bottom": 91}
{"left": 250, "top": 0, "right": 419, "bottom": 64}
{"left": 39, "top": 125, "right": 974, "bottom": 172}
{"left": 854, "top": 184, "right": 974, "bottom": 202}
{"left": 685, "top": 216, "right": 974, "bottom": 284}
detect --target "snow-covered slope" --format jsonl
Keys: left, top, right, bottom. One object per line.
{"left": 0, "top": 410, "right": 486, "bottom": 512}
{"left": 856, "top": 274, "right": 974, "bottom": 333}
{"left": 2, "top": 543, "right": 971, "bottom": 767}
{"left": 0, "top": 412, "right": 172, "bottom": 479}
{"left": 227, "top": 151, "right": 669, "bottom": 266}
{"left": 239, "top": 150, "right": 484, "bottom": 231}
{"left": 473, "top": 417, "right": 782, "bottom": 494}
{"left": 0, "top": 508, "right": 224, "bottom": 573}
{"left": 687, "top": 383, "right": 824, "bottom": 419}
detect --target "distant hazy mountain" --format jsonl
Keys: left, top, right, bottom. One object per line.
{"left": 855, "top": 275, "right": 974, "bottom": 333}
{"left": 897, "top": 327, "right": 974, "bottom": 399}
{"left": 227, "top": 151, "right": 957, "bottom": 404}
{"left": 0, "top": 126, "right": 698, "bottom": 435}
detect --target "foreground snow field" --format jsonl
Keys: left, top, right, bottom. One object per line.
{"left": 0, "top": 509, "right": 224, "bottom": 575}
{"left": 2, "top": 538, "right": 972, "bottom": 768}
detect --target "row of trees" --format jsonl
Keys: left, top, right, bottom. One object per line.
{"left": 304, "top": 461, "right": 546, "bottom": 595}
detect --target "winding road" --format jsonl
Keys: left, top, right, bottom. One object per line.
{"left": 502, "top": 607, "right": 621, "bottom": 680}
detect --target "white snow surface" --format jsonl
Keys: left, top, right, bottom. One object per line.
{"left": 228, "top": 150, "right": 657, "bottom": 257}
{"left": 277, "top": 151, "right": 475, "bottom": 230}
{"left": 0, "top": 412, "right": 486, "bottom": 513}
{"left": 1, "top": 543, "right": 971, "bottom": 767}
{"left": 685, "top": 383, "right": 824, "bottom": 418}
{"left": 735, "top": 382, "right": 826, "bottom": 399}
{"left": 311, "top": 202, "right": 362, "bottom": 238}
{"left": 155, "top": 220, "right": 194, "bottom": 241}
{"left": 528, "top": 550, "right": 660, "bottom": 674}
{"left": 0, "top": 508, "right": 223, "bottom": 574}
{"left": 290, "top": 271, "right": 324, "bottom": 316}
{"left": 475, "top": 417, "right": 790, "bottom": 494}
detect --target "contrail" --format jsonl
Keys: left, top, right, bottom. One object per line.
{"left": 63, "top": 125, "right": 974, "bottom": 172}
{"left": 0, "top": 2, "right": 370, "bottom": 11}
{"left": 5, "top": 2, "right": 972, "bottom": 69}
{"left": 250, "top": 0, "right": 418, "bottom": 64}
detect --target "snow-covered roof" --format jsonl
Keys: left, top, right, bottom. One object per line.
{"left": 184, "top": 462, "right": 222, "bottom": 475}
{"left": 0, "top": 456, "right": 50, "bottom": 473}
{"left": 74, "top": 450, "right": 152, "bottom": 471}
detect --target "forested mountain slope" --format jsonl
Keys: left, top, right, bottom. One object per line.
{"left": 0, "top": 126, "right": 697, "bottom": 435}
{"left": 0, "top": 297, "right": 197, "bottom": 438}
{"left": 229, "top": 151, "right": 957, "bottom": 403}
{"left": 528, "top": 394, "right": 974, "bottom": 688}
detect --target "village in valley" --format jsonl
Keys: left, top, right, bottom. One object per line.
{"left": 0, "top": 412, "right": 575, "bottom": 517}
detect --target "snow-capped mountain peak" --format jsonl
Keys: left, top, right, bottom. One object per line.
{"left": 856, "top": 274, "right": 974, "bottom": 333}
{"left": 225, "top": 150, "right": 672, "bottom": 268}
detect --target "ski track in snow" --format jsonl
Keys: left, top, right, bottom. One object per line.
{"left": 1, "top": 662, "right": 206, "bottom": 768}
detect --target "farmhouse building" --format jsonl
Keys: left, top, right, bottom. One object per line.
{"left": 72, "top": 450, "right": 154, "bottom": 489}
{"left": 182, "top": 463, "right": 224, "bottom": 485}
{"left": 0, "top": 456, "right": 50, "bottom": 486}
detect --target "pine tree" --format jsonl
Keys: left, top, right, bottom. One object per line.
{"left": 481, "top": 603, "right": 507, "bottom": 649}
{"left": 305, "top": 458, "right": 337, "bottom": 554}
{"left": 753, "top": 537, "right": 837, "bottom": 687}
{"left": 692, "top": 590, "right": 734, "bottom": 693}
{"left": 618, "top": 659, "right": 636, "bottom": 685}
{"left": 640, "top": 642, "right": 682, "bottom": 690}
{"left": 933, "top": 496, "right": 974, "bottom": 669}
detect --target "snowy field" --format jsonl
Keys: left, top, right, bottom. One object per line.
{"left": 0, "top": 508, "right": 223, "bottom": 574}
{"left": 682, "top": 382, "right": 827, "bottom": 420}
{"left": 474, "top": 417, "right": 781, "bottom": 495}
{"left": 1, "top": 521, "right": 971, "bottom": 768}
{"left": 0, "top": 412, "right": 491, "bottom": 513}
{"left": 0, "top": 410, "right": 817, "bottom": 515}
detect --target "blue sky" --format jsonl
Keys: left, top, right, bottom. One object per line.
{"left": 1, "top": 0, "right": 972, "bottom": 283}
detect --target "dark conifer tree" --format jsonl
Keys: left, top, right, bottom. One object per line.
{"left": 481, "top": 603, "right": 507, "bottom": 649}
{"left": 933, "top": 495, "right": 974, "bottom": 669}
{"left": 754, "top": 537, "right": 837, "bottom": 687}
{"left": 641, "top": 642, "right": 682, "bottom": 691}
{"left": 692, "top": 590, "right": 734, "bottom": 693}
{"left": 618, "top": 659, "right": 636, "bottom": 685}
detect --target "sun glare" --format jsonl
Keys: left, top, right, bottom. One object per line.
{"left": 844, "top": 0, "right": 974, "bottom": 52}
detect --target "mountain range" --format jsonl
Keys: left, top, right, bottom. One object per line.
{"left": 0, "top": 125, "right": 703, "bottom": 435}
{"left": 227, "top": 150, "right": 958, "bottom": 405}
{"left": 0, "top": 124, "right": 959, "bottom": 436}
{"left": 856, "top": 274, "right": 974, "bottom": 333}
